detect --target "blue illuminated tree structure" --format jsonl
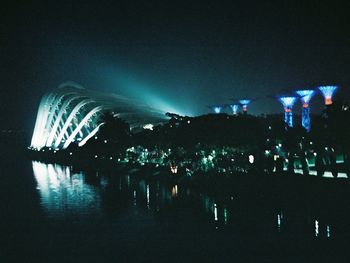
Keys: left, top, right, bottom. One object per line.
{"left": 278, "top": 96, "right": 297, "bottom": 127}
{"left": 318, "top": 85, "right": 338, "bottom": 105}
{"left": 229, "top": 104, "right": 239, "bottom": 115}
{"left": 296, "top": 90, "right": 315, "bottom": 132}
{"left": 239, "top": 99, "right": 251, "bottom": 114}
{"left": 208, "top": 105, "right": 224, "bottom": 114}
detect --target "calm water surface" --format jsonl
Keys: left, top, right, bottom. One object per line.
{"left": 1, "top": 147, "right": 350, "bottom": 262}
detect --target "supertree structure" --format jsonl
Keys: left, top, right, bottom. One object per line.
{"left": 239, "top": 99, "right": 251, "bottom": 114}
{"left": 296, "top": 89, "right": 315, "bottom": 132}
{"left": 278, "top": 96, "right": 297, "bottom": 127}
{"left": 229, "top": 104, "right": 239, "bottom": 115}
{"left": 318, "top": 85, "right": 338, "bottom": 105}
{"left": 208, "top": 105, "right": 224, "bottom": 114}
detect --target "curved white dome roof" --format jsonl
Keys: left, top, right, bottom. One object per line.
{"left": 30, "top": 83, "right": 167, "bottom": 150}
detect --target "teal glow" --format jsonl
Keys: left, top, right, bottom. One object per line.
{"left": 100, "top": 67, "right": 193, "bottom": 116}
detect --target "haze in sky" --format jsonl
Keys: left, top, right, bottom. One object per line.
{"left": 1, "top": 1, "right": 350, "bottom": 132}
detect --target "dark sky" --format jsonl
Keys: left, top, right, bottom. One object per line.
{"left": 1, "top": 0, "right": 350, "bottom": 132}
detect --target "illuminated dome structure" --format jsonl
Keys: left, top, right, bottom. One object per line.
{"left": 30, "top": 82, "right": 167, "bottom": 150}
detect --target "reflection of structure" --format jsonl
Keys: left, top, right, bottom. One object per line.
{"left": 229, "top": 104, "right": 239, "bottom": 115}
{"left": 318, "top": 85, "right": 338, "bottom": 105}
{"left": 296, "top": 90, "right": 315, "bottom": 132}
{"left": 30, "top": 82, "right": 166, "bottom": 150}
{"left": 278, "top": 96, "right": 296, "bottom": 127}
{"left": 239, "top": 99, "right": 251, "bottom": 114}
{"left": 208, "top": 105, "right": 224, "bottom": 114}
{"left": 32, "top": 161, "right": 101, "bottom": 216}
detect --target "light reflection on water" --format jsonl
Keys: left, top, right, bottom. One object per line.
{"left": 31, "top": 161, "right": 338, "bottom": 238}
{"left": 32, "top": 161, "right": 101, "bottom": 218}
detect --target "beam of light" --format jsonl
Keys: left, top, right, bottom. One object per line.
{"left": 229, "top": 104, "right": 239, "bottom": 115}
{"left": 318, "top": 85, "right": 338, "bottom": 105}
{"left": 296, "top": 90, "right": 315, "bottom": 132}
{"left": 30, "top": 82, "right": 167, "bottom": 150}
{"left": 278, "top": 97, "right": 296, "bottom": 127}
{"left": 101, "top": 69, "right": 191, "bottom": 116}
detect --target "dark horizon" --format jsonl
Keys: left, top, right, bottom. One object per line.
{"left": 1, "top": 1, "right": 350, "bottom": 132}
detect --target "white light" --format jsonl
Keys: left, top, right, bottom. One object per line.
{"left": 326, "top": 225, "right": 331, "bottom": 238}
{"left": 214, "top": 203, "right": 218, "bottom": 221}
{"left": 143, "top": 124, "right": 154, "bottom": 130}
{"left": 146, "top": 184, "right": 150, "bottom": 209}
{"left": 248, "top": 155, "right": 254, "bottom": 164}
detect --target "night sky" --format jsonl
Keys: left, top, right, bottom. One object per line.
{"left": 1, "top": 1, "right": 350, "bottom": 133}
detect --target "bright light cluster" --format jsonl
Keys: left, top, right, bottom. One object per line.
{"left": 30, "top": 82, "right": 166, "bottom": 150}
{"left": 318, "top": 86, "right": 338, "bottom": 105}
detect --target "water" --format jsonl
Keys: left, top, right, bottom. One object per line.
{"left": 1, "top": 145, "right": 350, "bottom": 262}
